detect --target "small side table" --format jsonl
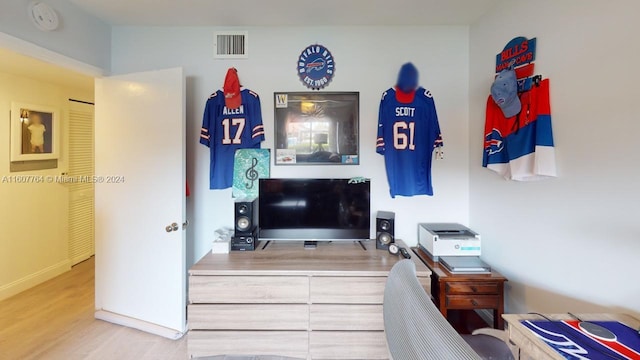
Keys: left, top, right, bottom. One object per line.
{"left": 412, "top": 247, "right": 508, "bottom": 329}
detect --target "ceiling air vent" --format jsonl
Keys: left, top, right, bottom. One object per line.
{"left": 214, "top": 31, "right": 248, "bottom": 59}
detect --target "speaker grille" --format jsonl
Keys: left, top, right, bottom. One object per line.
{"left": 377, "top": 232, "right": 392, "bottom": 245}
{"left": 236, "top": 216, "right": 250, "bottom": 231}
{"left": 380, "top": 220, "right": 391, "bottom": 231}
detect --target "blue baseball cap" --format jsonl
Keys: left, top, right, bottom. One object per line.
{"left": 490, "top": 68, "right": 521, "bottom": 118}
{"left": 396, "top": 62, "right": 419, "bottom": 93}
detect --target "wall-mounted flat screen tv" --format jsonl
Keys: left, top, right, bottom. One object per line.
{"left": 259, "top": 178, "right": 370, "bottom": 241}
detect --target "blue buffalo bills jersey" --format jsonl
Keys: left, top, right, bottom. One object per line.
{"left": 376, "top": 87, "right": 443, "bottom": 198}
{"left": 200, "top": 89, "right": 265, "bottom": 189}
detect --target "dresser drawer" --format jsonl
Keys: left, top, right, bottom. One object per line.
{"left": 310, "top": 304, "right": 384, "bottom": 331}
{"left": 311, "top": 277, "right": 387, "bottom": 304}
{"left": 445, "top": 282, "right": 500, "bottom": 295}
{"left": 189, "top": 276, "right": 309, "bottom": 304}
{"left": 445, "top": 295, "right": 500, "bottom": 309}
{"left": 189, "top": 330, "right": 308, "bottom": 359}
{"left": 188, "top": 304, "right": 309, "bottom": 330}
{"left": 311, "top": 276, "right": 430, "bottom": 304}
{"left": 309, "top": 331, "right": 388, "bottom": 359}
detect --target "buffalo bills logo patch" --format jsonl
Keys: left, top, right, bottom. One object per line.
{"left": 485, "top": 129, "right": 504, "bottom": 155}
{"left": 297, "top": 44, "right": 335, "bottom": 90}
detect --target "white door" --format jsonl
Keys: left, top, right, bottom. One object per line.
{"left": 94, "top": 68, "right": 186, "bottom": 338}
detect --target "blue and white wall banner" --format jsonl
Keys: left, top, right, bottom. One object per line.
{"left": 297, "top": 44, "right": 335, "bottom": 90}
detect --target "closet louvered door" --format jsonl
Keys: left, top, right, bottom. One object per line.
{"left": 68, "top": 100, "right": 95, "bottom": 265}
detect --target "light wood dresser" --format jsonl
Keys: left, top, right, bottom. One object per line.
{"left": 187, "top": 240, "right": 431, "bottom": 359}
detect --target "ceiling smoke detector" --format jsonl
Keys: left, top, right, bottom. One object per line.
{"left": 28, "top": 2, "right": 59, "bottom": 32}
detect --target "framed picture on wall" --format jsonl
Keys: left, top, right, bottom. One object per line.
{"left": 273, "top": 92, "right": 359, "bottom": 165}
{"left": 10, "top": 102, "right": 60, "bottom": 162}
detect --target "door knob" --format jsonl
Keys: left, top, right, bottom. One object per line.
{"left": 166, "top": 222, "right": 179, "bottom": 232}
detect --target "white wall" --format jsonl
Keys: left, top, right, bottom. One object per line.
{"left": 469, "top": 0, "right": 640, "bottom": 317}
{"left": 0, "top": 71, "right": 93, "bottom": 301}
{"left": 111, "top": 26, "right": 471, "bottom": 266}
{"left": 0, "top": 0, "right": 111, "bottom": 71}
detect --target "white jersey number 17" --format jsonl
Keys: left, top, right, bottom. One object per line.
{"left": 221, "top": 118, "right": 246, "bottom": 145}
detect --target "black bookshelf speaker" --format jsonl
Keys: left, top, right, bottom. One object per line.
{"left": 235, "top": 198, "right": 258, "bottom": 235}
{"left": 376, "top": 210, "right": 395, "bottom": 250}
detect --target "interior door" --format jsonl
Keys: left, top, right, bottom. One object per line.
{"left": 68, "top": 100, "right": 95, "bottom": 265}
{"left": 94, "top": 67, "right": 186, "bottom": 338}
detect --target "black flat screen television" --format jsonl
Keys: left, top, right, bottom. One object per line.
{"left": 258, "top": 178, "right": 370, "bottom": 241}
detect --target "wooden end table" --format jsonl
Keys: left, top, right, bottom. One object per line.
{"left": 413, "top": 247, "right": 508, "bottom": 329}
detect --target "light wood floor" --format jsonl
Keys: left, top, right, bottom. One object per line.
{"left": 0, "top": 257, "right": 187, "bottom": 360}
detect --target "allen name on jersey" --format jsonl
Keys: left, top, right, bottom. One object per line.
{"left": 222, "top": 105, "right": 245, "bottom": 116}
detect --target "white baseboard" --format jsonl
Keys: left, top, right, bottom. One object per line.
{"left": 70, "top": 252, "right": 94, "bottom": 266}
{"left": 95, "top": 309, "right": 185, "bottom": 340}
{"left": 0, "top": 260, "right": 71, "bottom": 301}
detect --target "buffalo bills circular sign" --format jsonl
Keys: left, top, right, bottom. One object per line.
{"left": 297, "top": 44, "right": 335, "bottom": 90}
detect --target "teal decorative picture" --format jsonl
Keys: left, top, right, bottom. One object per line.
{"left": 233, "top": 149, "right": 270, "bottom": 199}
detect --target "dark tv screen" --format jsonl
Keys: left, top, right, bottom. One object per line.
{"left": 258, "top": 178, "right": 370, "bottom": 241}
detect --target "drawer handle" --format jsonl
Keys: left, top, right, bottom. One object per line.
{"left": 471, "top": 299, "right": 479, "bottom": 306}
{"left": 471, "top": 286, "right": 478, "bottom": 293}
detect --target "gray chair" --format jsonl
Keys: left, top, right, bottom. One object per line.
{"left": 383, "top": 259, "right": 516, "bottom": 360}
{"left": 195, "top": 356, "right": 304, "bottom": 360}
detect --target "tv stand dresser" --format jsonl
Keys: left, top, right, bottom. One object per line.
{"left": 187, "top": 240, "right": 431, "bottom": 359}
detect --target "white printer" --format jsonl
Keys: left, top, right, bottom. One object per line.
{"left": 418, "top": 223, "right": 481, "bottom": 261}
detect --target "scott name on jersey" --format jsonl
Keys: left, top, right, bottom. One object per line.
{"left": 395, "top": 106, "right": 416, "bottom": 117}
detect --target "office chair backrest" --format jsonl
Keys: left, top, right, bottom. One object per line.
{"left": 383, "top": 259, "right": 482, "bottom": 360}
